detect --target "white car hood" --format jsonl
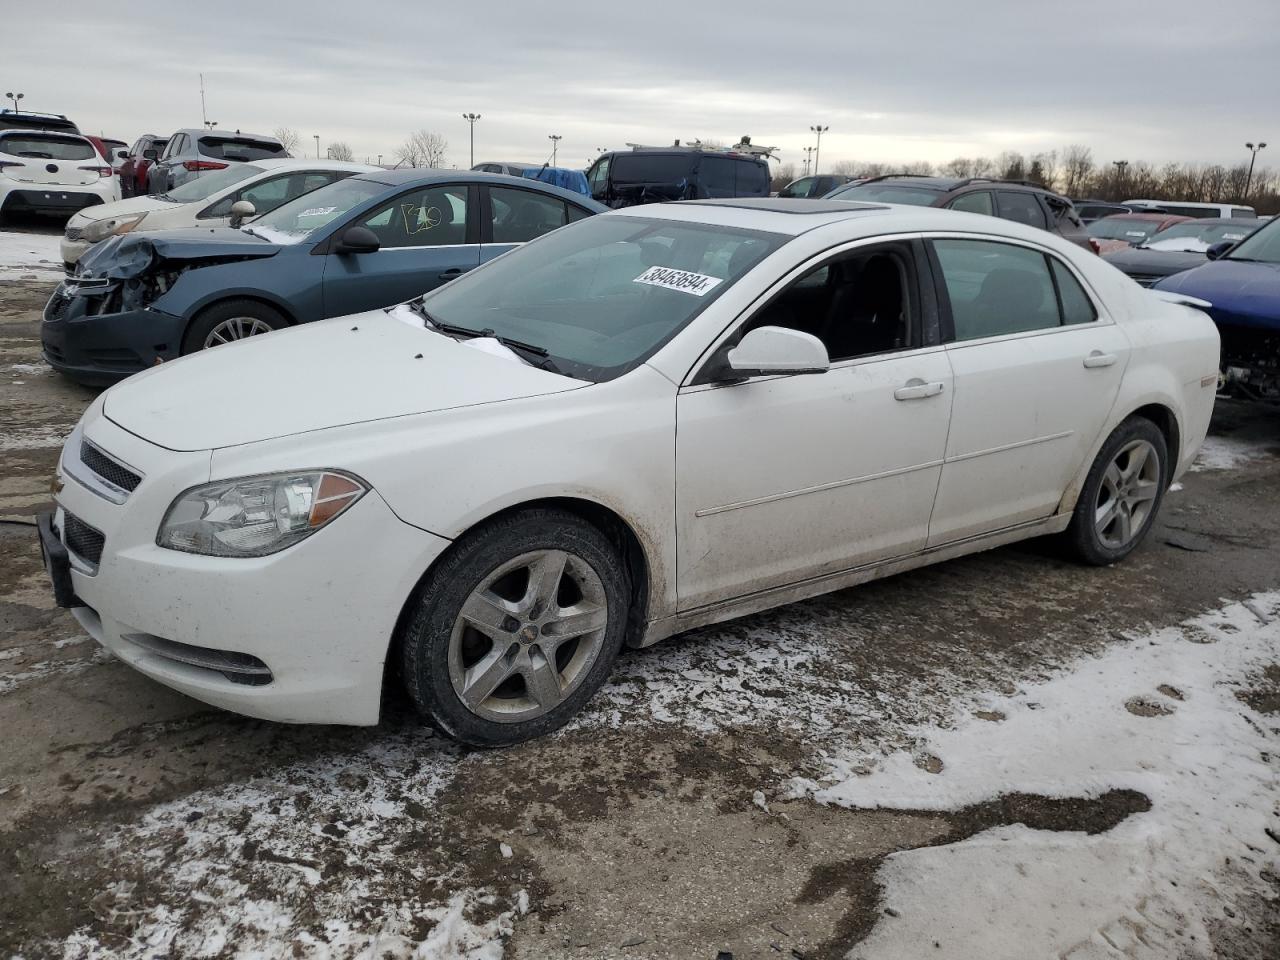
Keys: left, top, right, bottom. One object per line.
{"left": 103, "top": 310, "right": 583, "bottom": 451}
{"left": 72, "top": 194, "right": 174, "bottom": 225}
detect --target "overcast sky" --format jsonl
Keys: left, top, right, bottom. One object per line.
{"left": 9, "top": 1, "right": 1278, "bottom": 174}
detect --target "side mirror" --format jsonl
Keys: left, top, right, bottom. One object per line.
{"left": 228, "top": 199, "right": 256, "bottom": 228}
{"left": 1205, "top": 240, "right": 1233, "bottom": 261}
{"left": 335, "top": 225, "right": 381, "bottom": 254}
{"left": 719, "top": 326, "right": 830, "bottom": 379}
{"left": 142, "top": 149, "right": 158, "bottom": 160}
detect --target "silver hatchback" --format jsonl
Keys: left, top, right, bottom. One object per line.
{"left": 146, "top": 128, "right": 288, "bottom": 194}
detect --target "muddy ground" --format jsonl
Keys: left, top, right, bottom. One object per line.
{"left": 1, "top": 242, "right": 1279, "bottom": 959}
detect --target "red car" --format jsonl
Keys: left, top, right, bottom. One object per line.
{"left": 1086, "top": 212, "right": 1191, "bottom": 255}
{"left": 117, "top": 133, "right": 168, "bottom": 198}
{"left": 84, "top": 135, "right": 128, "bottom": 174}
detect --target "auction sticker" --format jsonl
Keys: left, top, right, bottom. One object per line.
{"left": 633, "top": 266, "right": 723, "bottom": 296}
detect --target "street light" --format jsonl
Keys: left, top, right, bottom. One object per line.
{"left": 803, "top": 146, "right": 816, "bottom": 177}
{"left": 810, "top": 124, "right": 828, "bottom": 176}
{"left": 1112, "top": 159, "right": 1129, "bottom": 200}
{"left": 548, "top": 134, "right": 562, "bottom": 165}
{"left": 1245, "top": 142, "right": 1268, "bottom": 198}
{"left": 4, "top": 92, "right": 23, "bottom": 112}
{"left": 313, "top": 135, "right": 320, "bottom": 159}
{"left": 462, "top": 113, "right": 481, "bottom": 168}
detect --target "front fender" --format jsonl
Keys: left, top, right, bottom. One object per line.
{"left": 151, "top": 248, "right": 323, "bottom": 325}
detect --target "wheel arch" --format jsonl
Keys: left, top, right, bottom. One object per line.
{"left": 383, "top": 495, "right": 654, "bottom": 700}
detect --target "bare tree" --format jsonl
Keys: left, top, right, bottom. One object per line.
{"left": 771, "top": 162, "right": 797, "bottom": 192}
{"left": 326, "top": 141, "right": 354, "bottom": 162}
{"left": 1061, "top": 144, "right": 1094, "bottom": 198}
{"left": 996, "top": 151, "right": 1026, "bottom": 181}
{"left": 273, "top": 127, "right": 301, "bottom": 156}
{"left": 396, "top": 129, "right": 449, "bottom": 168}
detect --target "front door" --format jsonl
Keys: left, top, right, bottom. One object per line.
{"left": 925, "top": 236, "right": 1129, "bottom": 545}
{"left": 321, "top": 183, "right": 480, "bottom": 317}
{"left": 675, "top": 240, "right": 953, "bottom": 611}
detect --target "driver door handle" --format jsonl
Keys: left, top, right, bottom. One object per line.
{"left": 894, "top": 379, "right": 946, "bottom": 401}
{"left": 1083, "top": 351, "right": 1117, "bottom": 368}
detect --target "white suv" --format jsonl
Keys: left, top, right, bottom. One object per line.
{"left": 0, "top": 129, "right": 119, "bottom": 224}
{"left": 60, "top": 158, "right": 378, "bottom": 268}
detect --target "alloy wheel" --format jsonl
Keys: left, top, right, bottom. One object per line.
{"left": 203, "top": 316, "right": 274, "bottom": 349}
{"left": 1095, "top": 438, "right": 1161, "bottom": 549}
{"left": 448, "top": 549, "right": 609, "bottom": 723}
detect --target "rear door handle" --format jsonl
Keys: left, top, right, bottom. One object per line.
{"left": 894, "top": 379, "right": 946, "bottom": 401}
{"left": 438, "top": 268, "right": 470, "bottom": 280}
{"left": 1083, "top": 351, "right": 1117, "bottom": 368}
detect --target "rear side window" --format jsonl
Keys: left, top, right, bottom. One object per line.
{"left": 995, "top": 191, "right": 1048, "bottom": 229}
{"left": 934, "top": 239, "right": 1062, "bottom": 340}
{"left": 490, "top": 186, "right": 568, "bottom": 243}
{"left": 736, "top": 159, "right": 769, "bottom": 196}
{"left": 1231, "top": 208, "right": 1255, "bottom": 218}
{"left": 0, "top": 135, "right": 94, "bottom": 161}
{"left": 199, "top": 137, "right": 287, "bottom": 162}
{"left": 1050, "top": 260, "right": 1097, "bottom": 325}
{"left": 611, "top": 154, "right": 694, "bottom": 184}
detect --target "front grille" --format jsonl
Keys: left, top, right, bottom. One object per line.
{"left": 81, "top": 440, "right": 142, "bottom": 492}
{"left": 63, "top": 512, "right": 105, "bottom": 568}
{"left": 121, "top": 633, "right": 274, "bottom": 686}
{"left": 44, "top": 290, "right": 70, "bottom": 322}
{"left": 65, "top": 226, "right": 84, "bottom": 241}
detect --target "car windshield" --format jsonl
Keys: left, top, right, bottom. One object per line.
{"left": 249, "top": 177, "right": 387, "bottom": 243}
{"left": 161, "top": 163, "right": 264, "bottom": 202}
{"left": 0, "top": 134, "right": 94, "bottom": 161}
{"left": 1224, "top": 217, "right": 1280, "bottom": 264}
{"left": 1087, "top": 218, "right": 1162, "bottom": 242}
{"left": 827, "top": 183, "right": 941, "bottom": 205}
{"left": 1142, "top": 221, "right": 1259, "bottom": 250}
{"left": 418, "top": 215, "right": 787, "bottom": 382}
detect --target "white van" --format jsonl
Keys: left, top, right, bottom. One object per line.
{"left": 1124, "top": 199, "right": 1256, "bottom": 219}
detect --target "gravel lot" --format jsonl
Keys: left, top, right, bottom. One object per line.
{"left": 1, "top": 222, "right": 1278, "bottom": 959}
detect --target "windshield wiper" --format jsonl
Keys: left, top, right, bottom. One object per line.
{"left": 402, "top": 298, "right": 561, "bottom": 372}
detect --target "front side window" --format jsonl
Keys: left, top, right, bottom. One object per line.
{"left": 359, "top": 185, "right": 468, "bottom": 248}
{"left": 739, "top": 243, "right": 918, "bottom": 362}
{"left": 995, "top": 191, "right": 1048, "bottom": 229}
{"left": 490, "top": 186, "right": 567, "bottom": 243}
{"left": 420, "top": 216, "right": 787, "bottom": 381}
{"left": 948, "top": 191, "right": 994, "bottom": 216}
{"left": 587, "top": 157, "right": 610, "bottom": 191}
{"left": 249, "top": 177, "right": 387, "bottom": 243}
{"left": 779, "top": 177, "right": 815, "bottom": 198}
{"left": 933, "top": 239, "right": 1064, "bottom": 340}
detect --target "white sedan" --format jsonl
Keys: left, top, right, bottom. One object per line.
{"left": 41, "top": 199, "right": 1219, "bottom": 745}
{"left": 58, "top": 158, "right": 378, "bottom": 268}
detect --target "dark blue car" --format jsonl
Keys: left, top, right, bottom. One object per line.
{"left": 1154, "top": 217, "right": 1280, "bottom": 400}
{"left": 42, "top": 170, "right": 606, "bottom": 385}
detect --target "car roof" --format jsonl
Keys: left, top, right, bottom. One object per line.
{"left": 351, "top": 168, "right": 606, "bottom": 207}
{"left": 173, "top": 128, "right": 281, "bottom": 143}
{"left": 251, "top": 158, "right": 380, "bottom": 173}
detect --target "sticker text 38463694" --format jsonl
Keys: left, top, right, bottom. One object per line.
{"left": 633, "top": 266, "right": 723, "bottom": 297}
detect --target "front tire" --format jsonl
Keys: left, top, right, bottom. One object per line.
{"left": 181, "top": 299, "right": 287, "bottom": 355}
{"left": 1064, "top": 417, "right": 1168, "bottom": 565}
{"left": 400, "top": 508, "right": 630, "bottom": 747}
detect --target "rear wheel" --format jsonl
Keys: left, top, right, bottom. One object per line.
{"left": 182, "top": 299, "right": 287, "bottom": 355}
{"left": 400, "top": 508, "right": 629, "bottom": 747}
{"left": 1064, "top": 417, "right": 1168, "bottom": 565}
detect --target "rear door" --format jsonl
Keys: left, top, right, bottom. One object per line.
{"left": 320, "top": 182, "right": 481, "bottom": 317}
{"left": 924, "top": 236, "right": 1129, "bottom": 545}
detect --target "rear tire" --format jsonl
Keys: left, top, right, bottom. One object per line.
{"left": 181, "top": 299, "right": 288, "bottom": 355}
{"left": 400, "top": 508, "right": 629, "bottom": 747}
{"left": 1063, "top": 417, "right": 1168, "bottom": 566}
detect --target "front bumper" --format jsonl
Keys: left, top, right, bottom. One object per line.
{"left": 41, "top": 280, "right": 185, "bottom": 385}
{"left": 50, "top": 412, "right": 450, "bottom": 725}
{"left": 60, "top": 234, "right": 92, "bottom": 269}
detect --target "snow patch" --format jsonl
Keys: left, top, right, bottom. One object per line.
{"left": 1191, "top": 434, "right": 1276, "bottom": 472}
{"left": 797, "top": 593, "right": 1280, "bottom": 959}
{"left": 0, "top": 229, "right": 63, "bottom": 281}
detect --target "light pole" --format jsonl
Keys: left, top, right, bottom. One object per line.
{"left": 548, "top": 134, "right": 562, "bottom": 165}
{"left": 810, "top": 124, "right": 828, "bottom": 176}
{"left": 803, "top": 146, "right": 815, "bottom": 177}
{"left": 313, "top": 135, "right": 320, "bottom": 159}
{"left": 377, "top": 154, "right": 382, "bottom": 167}
{"left": 1245, "top": 142, "right": 1268, "bottom": 198}
{"left": 462, "top": 113, "right": 481, "bottom": 168}
{"left": 204, "top": 121, "right": 218, "bottom": 130}
{"left": 4, "top": 92, "right": 23, "bottom": 112}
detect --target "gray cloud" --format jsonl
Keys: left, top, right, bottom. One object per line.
{"left": 9, "top": 0, "right": 1278, "bottom": 172}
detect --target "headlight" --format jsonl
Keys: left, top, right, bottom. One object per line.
{"left": 82, "top": 212, "right": 147, "bottom": 244}
{"left": 157, "top": 471, "right": 367, "bottom": 557}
